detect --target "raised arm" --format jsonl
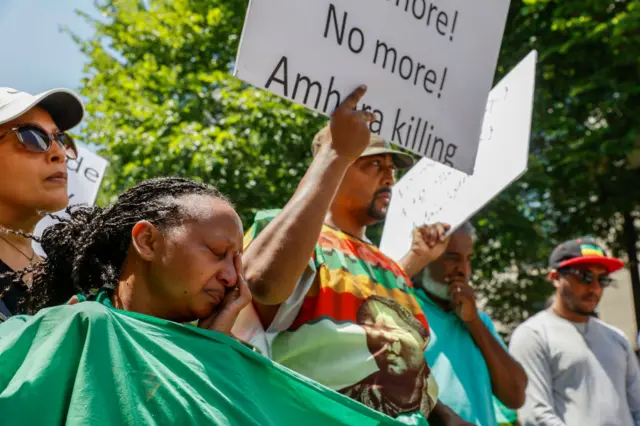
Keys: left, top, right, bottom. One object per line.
{"left": 243, "top": 86, "right": 374, "bottom": 310}
{"left": 399, "top": 223, "right": 451, "bottom": 279}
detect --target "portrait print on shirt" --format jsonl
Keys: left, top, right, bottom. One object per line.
{"left": 340, "top": 295, "right": 435, "bottom": 417}
{"left": 237, "top": 210, "right": 439, "bottom": 420}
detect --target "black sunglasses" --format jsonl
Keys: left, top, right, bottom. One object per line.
{"left": 558, "top": 268, "right": 613, "bottom": 288}
{"left": 0, "top": 124, "right": 78, "bottom": 160}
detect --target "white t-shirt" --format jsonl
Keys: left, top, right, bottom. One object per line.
{"left": 509, "top": 310, "right": 640, "bottom": 426}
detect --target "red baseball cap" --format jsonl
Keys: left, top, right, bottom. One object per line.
{"left": 549, "top": 237, "right": 624, "bottom": 273}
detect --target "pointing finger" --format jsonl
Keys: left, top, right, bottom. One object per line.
{"left": 339, "top": 85, "right": 368, "bottom": 111}
{"left": 353, "top": 110, "right": 376, "bottom": 123}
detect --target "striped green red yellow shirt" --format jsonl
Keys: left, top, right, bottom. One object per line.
{"left": 234, "top": 210, "right": 438, "bottom": 423}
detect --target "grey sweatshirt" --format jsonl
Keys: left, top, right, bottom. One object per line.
{"left": 509, "top": 310, "right": 640, "bottom": 426}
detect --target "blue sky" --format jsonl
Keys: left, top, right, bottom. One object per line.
{"left": 0, "top": 0, "right": 95, "bottom": 94}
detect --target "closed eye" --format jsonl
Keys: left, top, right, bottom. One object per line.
{"left": 209, "top": 247, "right": 227, "bottom": 260}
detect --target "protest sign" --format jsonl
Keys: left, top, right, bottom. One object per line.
{"left": 234, "top": 0, "right": 511, "bottom": 174}
{"left": 379, "top": 51, "right": 537, "bottom": 261}
{"left": 33, "top": 145, "right": 108, "bottom": 255}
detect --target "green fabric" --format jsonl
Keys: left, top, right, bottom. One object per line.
{"left": 493, "top": 397, "right": 518, "bottom": 425}
{"left": 75, "top": 290, "right": 113, "bottom": 307}
{"left": 0, "top": 302, "right": 420, "bottom": 426}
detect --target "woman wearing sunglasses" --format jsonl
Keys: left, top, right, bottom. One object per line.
{"left": 0, "top": 86, "right": 83, "bottom": 321}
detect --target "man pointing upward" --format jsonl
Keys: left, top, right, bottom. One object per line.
{"left": 235, "top": 86, "right": 472, "bottom": 425}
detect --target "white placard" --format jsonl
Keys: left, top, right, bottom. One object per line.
{"left": 235, "top": 0, "right": 511, "bottom": 174}
{"left": 33, "top": 145, "right": 108, "bottom": 254}
{"left": 380, "top": 51, "right": 537, "bottom": 261}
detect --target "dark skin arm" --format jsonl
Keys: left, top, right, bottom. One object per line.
{"left": 242, "top": 86, "right": 375, "bottom": 327}
{"left": 428, "top": 401, "right": 475, "bottom": 426}
{"left": 450, "top": 280, "right": 528, "bottom": 409}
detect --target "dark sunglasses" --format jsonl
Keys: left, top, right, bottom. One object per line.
{"left": 558, "top": 268, "right": 613, "bottom": 288}
{"left": 0, "top": 124, "right": 78, "bottom": 160}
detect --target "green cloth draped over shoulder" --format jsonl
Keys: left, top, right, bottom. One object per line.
{"left": 0, "top": 302, "right": 427, "bottom": 426}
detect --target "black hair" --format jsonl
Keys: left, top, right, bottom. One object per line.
{"left": 0, "top": 177, "right": 229, "bottom": 314}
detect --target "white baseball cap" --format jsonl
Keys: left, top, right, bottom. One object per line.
{"left": 0, "top": 87, "right": 85, "bottom": 131}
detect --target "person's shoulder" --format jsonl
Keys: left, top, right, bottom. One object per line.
{"left": 55, "top": 302, "right": 115, "bottom": 323}
{"left": 2, "top": 302, "right": 116, "bottom": 339}
{"left": 519, "top": 310, "right": 552, "bottom": 328}
{"left": 0, "top": 312, "right": 29, "bottom": 338}
{"left": 510, "top": 311, "right": 552, "bottom": 342}
{"left": 591, "top": 316, "right": 623, "bottom": 333}
{"left": 33, "top": 302, "right": 119, "bottom": 328}
{"left": 591, "top": 317, "right": 632, "bottom": 347}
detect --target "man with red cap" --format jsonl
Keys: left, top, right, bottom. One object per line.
{"left": 509, "top": 237, "right": 640, "bottom": 426}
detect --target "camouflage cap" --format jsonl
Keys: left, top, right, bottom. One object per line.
{"left": 311, "top": 125, "right": 415, "bottom": 169}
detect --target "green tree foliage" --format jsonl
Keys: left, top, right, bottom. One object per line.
{"left": 473, "top": 0, "right": 640, "bottom": 333}
{"left": 73, "top": 0, "right": 323, "bottom": 226}
{"left": 74, "top": 0, "right": 640, "bottom": 333}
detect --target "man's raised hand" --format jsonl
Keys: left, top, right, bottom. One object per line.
{"left": 328, "top": 85, "right": 376, "bottom": 161}
{"left": 410, "top": 223, "right": 451, "bottom": 265}
{"left": 400, "top": 222, "right": 451, "bottom": 278}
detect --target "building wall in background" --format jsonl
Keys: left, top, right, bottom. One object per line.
{"left": 598, "top": 268, "right": 639, "bottom": 351}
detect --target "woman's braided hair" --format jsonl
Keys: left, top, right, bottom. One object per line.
{"left": 0, "top": 177, "right": 229, "bottom": 314}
